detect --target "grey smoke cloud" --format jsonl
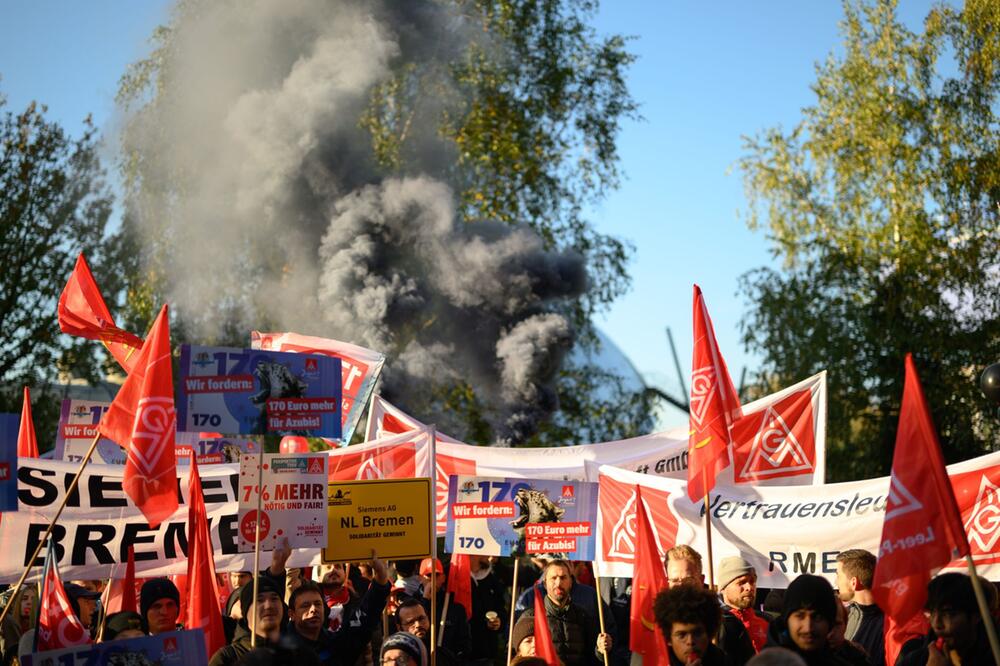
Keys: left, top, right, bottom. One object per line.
{"left": 123, "top": 0, "right": 586, "bottom": 442}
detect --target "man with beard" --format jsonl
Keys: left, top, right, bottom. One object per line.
{"left": 716, "top": 556, "right": 769, "bottom": 665}
{"left": 210, "top": 576, "right": 286, "bottom": 666}
{"left": 652, "top": 584, "right": 729, "bottom": 666}
{"left": 766, "top": 575, "right": 853, "bottom": 666}
{"left": 834, "top": 550, "right": 883, "bottom": 666}
{"left": 519, "top": 559, "right": 612, "bottom": 665}
{"left": 395, "top": 597, "right": 461, "bottom": 666}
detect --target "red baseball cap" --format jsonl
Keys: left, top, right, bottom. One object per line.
{"left": 419, "top": 558, "right": 444, "bottom": 576}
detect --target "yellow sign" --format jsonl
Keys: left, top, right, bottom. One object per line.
{"left": 323, "top": 478, "right": 432, "bottom": 562}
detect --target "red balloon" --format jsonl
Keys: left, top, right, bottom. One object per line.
{"left": 279, "top": 436, "right": 311, "bottom": 454}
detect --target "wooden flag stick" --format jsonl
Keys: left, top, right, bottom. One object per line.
{"left": 0, "top": 431, "right": 103, "bottom": 626}
{"left": 250, "top": 454, "right": 264, "bottom": 648}
{"left": 438, "top": 591, "right": 451, "bottom": 646}
{"left": 965, "top": 555, "right": 1000, "bottom": 664}
{"left": 703, "top": 479, "right": 716, "bottom": 590}
{"left": 506, "top": 558, "right": 520, "bottom": 666}
{"left": 429, "top": 425, "right": 437, "bottom": 666}
{"left": 594, "top": 572, "right": 609, "bottom": 666}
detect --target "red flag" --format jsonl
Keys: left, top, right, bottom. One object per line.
{"left": 629, "top": 485, "right": 670, "bottom": 663}
{"left": 533, "top": 583, "right": 559, "bottom": 666}
{"left": 18, "top": 386, "right": 39, "bottom": 458}
{"left": 101, "top": 546, "right": 138, "bottom": 615}
{"left": 98, "top": 304, "right": 178, "bottom": 528}
{"left": 58, "top": 253, "right": 144, "bottom": 373}
{"left": 872, "top": 354, "right": 970, "bottom": 643}
{"left": 446, "top": 553, "right": 473, "bottom": 620}
{"left": 186, "top": 453, "right": 226, "bottom": 658}
{"left": 687, "top": 285, "right": 742, "bottom": 502}
{"left": 36, "top": 540, "right": 90, "bottom": 650}
{"left": 884, "top": 611, "right": 929, "bottom": 666}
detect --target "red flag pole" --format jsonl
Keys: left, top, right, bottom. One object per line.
{"left": 0, "top": 431, "right": 103, "bottom": 626}
{"left": 506, "top": 558, "right": 520, "bottom": 666}
{"left": 594, "top": 573, "right": 609, "bottom": 666}
{"left": 429, "top": 426, "right": 437, "bottom": 666}
{"left": 437, "top": 591, "right": 450, "bottom": 646}
{"left": 964, "top": 555, "right": 1000, "bottom": 663}
{"left": 250, "top": 453, "right": 264, "bottom": 648}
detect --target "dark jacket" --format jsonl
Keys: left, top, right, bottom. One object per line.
{"left": 667, "top": 643, "right": 733, "bottom": 666}
{"left": 284, "top": 622, "right": 374, "bottom": 666}
{"left": 420, "top": 588, "right": 472, "bottom": 661}
{"left": 845, "top": 603, "right": 883, "bottom": 666}
{"left": 522, "top": 595, "right": 603, "bottom": 666}
{"left": 209, "top": 631, "right": 280, "bottom": 666}
{"left": 765, "top": 617, "right": 856, "bottom": 666}
{"left": 468, "top": 569, "right": 506, "bottom": 661}
{"left": 717, "top": 608, "right": 756, "bottom": 666}
{"left": 897, "top": 624, "right": 998, "bottom": 666}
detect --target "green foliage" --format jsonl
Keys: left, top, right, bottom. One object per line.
{"left": 739, "top": 0, "right": 1000, "bottom": 480}
{"left": 0, "top": 91, "right": 119, "bottom": 447}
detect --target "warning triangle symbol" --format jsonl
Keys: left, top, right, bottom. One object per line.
{"left": 884, "top": 475, "right": 923, "bottom": 521}
{"left": 738, "top": 407, "right": 813, "bottom": 480}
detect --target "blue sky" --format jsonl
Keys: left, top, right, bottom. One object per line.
{"left": 0, "top": 1, "right": 936, "bottom": 428}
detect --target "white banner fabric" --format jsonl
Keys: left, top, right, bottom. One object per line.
{"left": 594, "top": 450, "right": 1000, "bottom": 586}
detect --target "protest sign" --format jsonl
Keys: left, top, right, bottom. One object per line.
{"left": 237, "top": 452, "right": 328, "bottom": 552}
{"left": 23, "top": 628, "right": 208, "bottom": 666}
{"left": 0, "top": 414, "right": 17, "bottom": 510}
{"left": 0, "top": 458, "right": 324, "bottom": 581}
{"left": 251, "top": 331, "right": 385, "bottom": 446}
{"left": 55, "top": 398, "right": 259, "bottom": 465}
{"left": 323, "top": 478, "right": 432, "bottom": 562}
{"left": 593, "top": 450, "right": 1000, "bottom": 586}
{"left": 445, "top": 476, "right": 598, "bottom": 559}
{"left": 178, "top": 345, "right": 342, "bottom": 438}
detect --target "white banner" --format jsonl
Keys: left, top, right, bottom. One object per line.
{"left": 0, "top": 458, "right": 322, "bottom": 582}
{"left": 594, "top": 450, "right": 1000, "bottom": 586}
{"left": 365, "top": 371, "right": 827, "bottom": 486}
{"left": 237, "top": 453, "right": 328, "bottom": 552}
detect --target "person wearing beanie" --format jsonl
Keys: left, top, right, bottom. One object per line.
{"left": 209, "top": 576, "right": 286, "bottom": 666}
{"left": 510, "top": 615, "right": 537, "bottom": 657}
{"left": 716, "top": 556, "right": 769, "bottom": 665}
{"left": 765, "top": 574, "right": 851, "bottom": 666}
{"left": 652, "top": 584, "right": 730, "bottom": 666}
{"left": 101, "top": 611, "right": 145, "bottom": 642}
{"left": 381, "top": 631, "right": 428, "bottom": 666}
{"left": 139, "top": 578, "right": 181, "bottom": 635}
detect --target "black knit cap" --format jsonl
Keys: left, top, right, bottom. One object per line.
{"left": 104, "top": 611, "right": 143, "bottom": 641}
{"left": 139, "top": 578, "right": 180, "bottom": 626}
{"left": 240, "top": 576, "right": 285, "bottom": 617}
{"left": 782, "top": 574, "right": 838, "bottom": 623}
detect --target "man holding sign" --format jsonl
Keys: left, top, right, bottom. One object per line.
{"left": 518, "top": 560, "right": 612, "bottom": 665}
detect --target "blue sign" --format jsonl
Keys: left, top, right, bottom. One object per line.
{"left": 179, "top": 345, "right": 342, "bottom": 438}
{"left": 22, "top": 628, "right": 208, "bottom": 666}
{"left": 0, "top": 414, "right": 18, "bottom": 511}
{"left": 445, "top": 476, "right": 598, "bottom": 558}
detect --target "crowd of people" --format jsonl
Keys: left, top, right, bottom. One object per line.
{"left": 0, "top": 542, "right": 996, "bottom": 666}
